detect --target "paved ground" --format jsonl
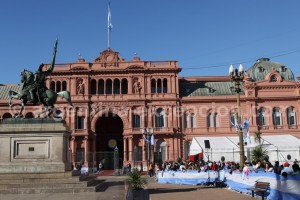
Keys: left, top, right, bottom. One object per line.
{"left": 0, "top": 174, "right": 259, "bottom": 200}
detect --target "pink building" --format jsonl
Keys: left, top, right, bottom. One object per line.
{"left": 0, "top": 50, "right": 299, "bottom": 169}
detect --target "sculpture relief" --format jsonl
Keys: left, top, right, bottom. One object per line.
{"left": 133, "top": 78, "right": 142, "bottom": 94}
{"left": 77, "top": 79, "right": 85, "bottom": 95}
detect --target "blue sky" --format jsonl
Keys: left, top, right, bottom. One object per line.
{"left": 1, "top": 0, "right": 300, "bottom": 84}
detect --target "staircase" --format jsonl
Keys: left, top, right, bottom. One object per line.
{"left": 0, "top": 170, "right": 105, "bottom": 194}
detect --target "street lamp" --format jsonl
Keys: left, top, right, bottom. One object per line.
{"left": 229, "top": 64, "right": 245, "bottom": 170}
{"left": 141, "top": 127, "right": 154, "bottom": 171}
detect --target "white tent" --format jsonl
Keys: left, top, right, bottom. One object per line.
{"left": 189, "top": 135, "right": 300, "bottom": 164}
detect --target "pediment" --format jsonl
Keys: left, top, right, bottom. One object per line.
{"left": 94, "top": 49, "right": 124, "bottom": 64}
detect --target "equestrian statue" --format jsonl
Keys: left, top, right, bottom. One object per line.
{"left": 8, "top": 39, "right": 73, "bottom": 118}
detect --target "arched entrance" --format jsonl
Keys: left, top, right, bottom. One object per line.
{"left": 95, "top": 112, "right": 123, "bottom": 170}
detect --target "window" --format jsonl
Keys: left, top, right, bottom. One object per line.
{"left": 272, "top": 107, "right": 282, "bottom": 126}
{"left": 281, "top": 66, "right": 287, "bottom": 72}
{"left": 98, "top": 79, "right": 104, "bottom": 94}
{"left": 155, "top": 108, "right": 165, "bottom": 128}
{"left": 62, "top": 81, "right": 67, "bottom": 91}
{"left": 133, "top": 114, "right": 141, "bottom": 128}
{"left": 287, "top": 107, "right": 296, "bottom": 126}
{"left": 151, "top": 79, "right": 156, "bottom": 93}
{"left": 230, "top": 112, "right": 236, "bottom": 126}
{"left": 56, "top": 81, "right": 61, "bottom": 92}
{"left": 191, "top": 114, "right": 196, "bottom": 128}
{"left": 157, "top": 79, "right": 162, "bottom": 93}
{"left": 271, "top": 75, "right": 277, "bottom": 82}
{"left": 114, "top": 79, "right": 120, "bottom": 94}
{"left": 207, "top": 113, "right": 212, "bottom": 127}
{"left": 208, "top": 88, "right": 214, "bottom": 94}
{"left": 76, "top": 116, "right": 85, "bottom": 129}
{"left": 184, "top": 113, "right": 190, "bottom": 128}
{"left": 106, "top": 79, "right": 112, "bottom": 94}
{"left": 91, "top": 79, "right": 97, "bottom": 94}
{"left": 258, "top": 66, "right": 264, "bottom": 73}
{"left": 258, "top": 108, "right": 267, "bottom": 126}
{"left": 163, "top": 79, "right": 168, "bottom": 93}
{"left": 121, "top": 79, "right": 128, "bottom": 94}
{"left": 214, "top": 113, "right": 218, "bottom": 127}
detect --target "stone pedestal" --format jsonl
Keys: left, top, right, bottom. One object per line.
{"left": 0, "top": 118, "right": 72, "bottom": 173}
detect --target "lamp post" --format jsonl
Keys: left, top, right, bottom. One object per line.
{"left": 141, "top": 127, "right": 154, "bottom": 170}
{"left": 229, "top": 64, "right": 245, "bottom": 170}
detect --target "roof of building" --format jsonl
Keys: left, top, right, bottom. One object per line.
{"left": 246, "top": 58, "right": 295, "bottom": 82}
{"left": 179, "top": 80, "right": 244, "bottom": 97}
{"left": 0, "top": 84, "right": 22, "bottom": 100}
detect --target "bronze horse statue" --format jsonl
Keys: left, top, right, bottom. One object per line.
{"left": 8, "top": 69, "right": 73, "bottom": 118}
{"left": 8, "top": 39, "right": 73, "bottom": 118}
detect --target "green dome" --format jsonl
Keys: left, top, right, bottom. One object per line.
{"left": 246, "top": 58, "right": 295, "bottom": 82}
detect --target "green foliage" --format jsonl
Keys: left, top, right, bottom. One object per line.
{"left": 251, "top": 146, "right": 268, "bottom": 163}
{"left": 126, "top": 168, "right": 147, "bottom": 190}
{"left": 254, "top": 130, "right": 262, "bottom": 144}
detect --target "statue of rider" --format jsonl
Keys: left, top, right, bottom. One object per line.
{"left": 28, "top": 39, "right": 57, "bottom": 104}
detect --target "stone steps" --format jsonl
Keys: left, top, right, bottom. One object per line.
{"left": 0, "top": 170, "right": 104, "bottom": 194}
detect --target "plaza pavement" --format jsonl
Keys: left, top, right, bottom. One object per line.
{"left": 0, "top": 173, "right": 259, "bottom": 200}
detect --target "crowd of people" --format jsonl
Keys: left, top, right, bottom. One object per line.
{"left": 154, "top": 158, "right": 300, "bottom": 178}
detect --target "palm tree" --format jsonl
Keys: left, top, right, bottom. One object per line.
{"left": 254, "top": 130, "right": 262, "bottom": 144}
{"left": 251, "top": 146, "right": 268, "bottom": 163}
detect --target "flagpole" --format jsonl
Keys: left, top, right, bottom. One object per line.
{"left": 108, "top": 0, "right": 111, "bottom": 49}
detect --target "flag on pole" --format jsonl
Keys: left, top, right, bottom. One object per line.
{"left": 151, "top": 134, "right": 155, "bottom": 145}
{"left": 108, "top": 1, "right": 113, "bottom": 30}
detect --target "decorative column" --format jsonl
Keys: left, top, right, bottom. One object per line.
{"left": 71, "top": 136, "right": 76, "bottom": 168}
{"left": 128, "top": 136, "right": 133, "bottom": 163}
{"left": 123, "top": 137, "right": 127, "bottom": 162}
{"left": 84, "top": 136, "right": 89, "bottom": 166}
{"left": 142, "top": 136, "right": 145, "bottom": 165}
{"left": 129, "top": 107, "right": 132, "bottom": 128}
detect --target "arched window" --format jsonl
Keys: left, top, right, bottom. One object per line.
{"left": 273, "top": 107, "right": 282, "bottom": 126}
{"left": 2, "top": 113, "right": 12, "bottom": 119}
{"left": 155, "top": 108, "right": 165, "bottom": 128}
{"left": 151, "top": 79, "right": 156, "bottom": 93}
{"left": 214, "top": 113, "right": 218, "bottom": 127}
{"left": 257, "top": 108, "right": 267, "bottom": 126}
{"left": 287, "top": 107, "right": 297, "bottom": 126}
{"left": 157, "top": 79, "right": 162, "bottom": 93}
{"left": 56, "top": 81, "right": 61, "bottom": 92}
{"left": 163, "top": 79, "right": 168, "bottom": 93}
{"left": 106, "top": 79, "right": 112, "bottom": 94}
{"left": 62, "top": 81, "right": 67, "bottom": 91}
{"left": 156, "top": 140, "right": 167, "bottom": 162}
{"left": 25, "top": 112, "right": 34, "bottom": 118}
{"left": 50, "top": 81, "right": 55, "bottom": 91}
{"left": 121, "top": 79, "right": 128, "bottom": 94}
{"left": 91, "top": 79, "right": 97, "bottom": 94}
{"left": 207, "top": 113, "right": 212, "bottom": 127}
{"left": 98, "top": 79, "right": 104, "bottom": 94}
{"left": 230, "top": 112, "right": 236, "bottom": 126}
{"left": 113, "top": 79, "right": 120, "bottom": 94}
{"left": 184, "top": 113, "right": 190, "bottom": 128}
{"left": 271, "top": 75, "right": 277, "bottom": 82}
{"left": 191, "top": 113, "right": 196, "bottom": 128}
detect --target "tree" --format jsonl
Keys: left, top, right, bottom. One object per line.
{"left": 126, "top": 168, "right": 148, "bottom": 190}
{"left": 254, "top": 130, "right": 262, "bottom": 144}
{"left": 251, "top": 146, "right": 268, "bottom": 163}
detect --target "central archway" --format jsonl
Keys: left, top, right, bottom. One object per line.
{"left": 95, "top": 112, "right": 124, "bottom": 169}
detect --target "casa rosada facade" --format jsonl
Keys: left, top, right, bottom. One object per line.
{"left": 0, "top": 49, "right": 300, "bottom": 169}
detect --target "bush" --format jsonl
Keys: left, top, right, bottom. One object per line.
{"left": 126, "top": 168, "right": 148, "bottom": 190}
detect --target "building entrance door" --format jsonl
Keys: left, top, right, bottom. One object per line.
{"left": 95, "top": 112, "right": 123, "bottom": 170}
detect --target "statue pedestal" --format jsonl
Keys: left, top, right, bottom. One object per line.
{"left": 0, "top": 118, "right": 72, "bottom": 173}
